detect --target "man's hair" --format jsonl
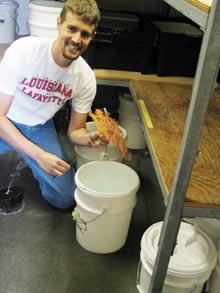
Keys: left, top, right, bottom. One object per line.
{"left": 60, "top": 0, "right": 100, "bottom": 29}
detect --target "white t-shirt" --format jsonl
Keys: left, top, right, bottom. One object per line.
{"left": 0, "top": 36, "right": 96, "bottom": 126}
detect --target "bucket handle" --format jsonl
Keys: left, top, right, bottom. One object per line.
{"left": 72, "top": 207, "right": 107, "bottom": 234}
{"left": 136, "top": 259, "right": 142, "bottom": 287}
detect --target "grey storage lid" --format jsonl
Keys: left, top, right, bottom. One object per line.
{"left": 153, "top": 21, "right": 203, "bottom": 37}
{"left": 99, "top": 11, "right": 139, "bottom": 30}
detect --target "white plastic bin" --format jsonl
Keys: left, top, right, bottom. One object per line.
{"left": 28, "top": 0, "right": 64, "bottom": 38}
{"left": 0, "top": 0, "right": 18, "bottom": 43}
{"left": 137, "top": 221, "right": 217, "bottom": 293}
{"left": 118, "top": 93, "right": 147, "bottom": 149}
{"left": 74, "top": 121, "right": 127, "bottom": 169}
{"left": 74, "top": 161, "right": 140, "bottom": 253}
{"left": 209, "top": 241, "right": 220, "bottom": 293}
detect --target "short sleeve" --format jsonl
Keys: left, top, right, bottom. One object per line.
{"left": 0, "top": 41, "right": 26, "bottom": 95}
{"left": 71, "top": 67, "right": 97, "bottom": 114}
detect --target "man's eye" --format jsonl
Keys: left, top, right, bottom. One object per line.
{"left": 69, "top": 26, "right": 77, "bottom": 32}
{"left": 81, "top": 31, "right": 91, "bottom": 39}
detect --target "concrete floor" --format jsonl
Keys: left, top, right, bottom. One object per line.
{"left": 0, "top": 143, "right": 165, "bottom": 293}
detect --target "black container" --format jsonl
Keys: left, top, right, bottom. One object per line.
{"left": 83, "top": 10, "right": 156, "bottom": 72}
{"left": 98, "top": 10, "right": 139, "bottom": 31}
{"left": 0, "top": 187, "right": 24, "bottom": 214}
{"left": 150, "top": 21, "right": 203, "bottom": 77}
{"left": 86, "top": 31, "right": 143, "bottom": 71}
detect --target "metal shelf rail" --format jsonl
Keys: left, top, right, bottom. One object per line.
{"left": 164, "top": 0, "right": 209, "bottom": 29}
{"left": 148, "top": 0, "right": 220, "bottom": 292}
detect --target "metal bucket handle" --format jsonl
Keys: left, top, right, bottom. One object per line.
{"left": 72, "top": 207, "right": 107, "bottom": 234}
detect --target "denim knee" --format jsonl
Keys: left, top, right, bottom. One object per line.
{"left": 38, "top": 168, "right": 76, "bottom": 209}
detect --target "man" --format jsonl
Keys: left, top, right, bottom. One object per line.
{"left": 0, "top": 0, "right": 104, "bottom": 209}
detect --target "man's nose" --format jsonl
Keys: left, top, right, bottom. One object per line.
{"left": 71, "top": 31, "right": 81, "bottom": 44}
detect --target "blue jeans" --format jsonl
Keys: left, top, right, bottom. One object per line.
{"left": 0, "top": 119, "right": 75, "bottom": 209}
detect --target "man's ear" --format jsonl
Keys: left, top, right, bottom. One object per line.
{"left": 91, "top": 31, "right": 96, "bottom": 40}
{"left": 57, "top": 16, "right": 61, "bottom": 28}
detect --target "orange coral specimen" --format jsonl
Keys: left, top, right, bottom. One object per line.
{"left": 89, "top": 109, "right": 129, "bottom": 159}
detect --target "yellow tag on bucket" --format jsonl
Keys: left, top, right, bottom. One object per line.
{"left": 72, "top": 210, "right": 78, "bottom": 220}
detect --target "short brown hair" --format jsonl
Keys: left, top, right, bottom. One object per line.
{"left": 60, "top": 0, "right": 100, "bottom": 29}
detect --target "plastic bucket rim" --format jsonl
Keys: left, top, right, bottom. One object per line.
{"left": 74, "top": 147, "right": 123, "bottom": 163}
{"left": 119, "top": 95, "right": 134, "bottom": 104}
{"left": 76, "top": 180, "right": 140, "bottom": 199}
{"left": 140, "top": 221, "right": 217, "bottom": 276}
{"left": 29, "top": 1, "right": 64, "bottom": 12}
{"left": 75, "top": 161, "right": 140, "bottom": 198}
{"left": 141, "top": 224, "right": 216, "bottom": 276}
{"left": 75, "top": 191, "right": 137, "bottom": 215}
{"left": 0, "top": 1, "right": 18, "bottom": 8}
{"left": 0, "top": 187, "right": 23, "bottom": 201}
{"left": 74, "top": 122, "right": 127, "bottom": 161}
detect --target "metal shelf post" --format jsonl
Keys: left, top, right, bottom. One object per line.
{"left": 148, "top": 0, "right": 220, "bottom": 292}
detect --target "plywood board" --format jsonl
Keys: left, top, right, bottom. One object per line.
{"left": 131, "top": 80, "right": 220, "bottom": 205}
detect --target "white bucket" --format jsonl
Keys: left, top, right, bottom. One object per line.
{"left": 0, "top": 0, "right": 18, "bottom": 43}
{"left": 74, "top": 121, "right": 127, "bottom": 169}
{"left": 28, "top": 0, "right": 64, "bottom": 38}
{"left": 118, "top": 93, "right": 147, "bottom": 149}
{"left": 209, "top": 241, "right": 220, "bottom": 293}
{"left": 194, "top": 217, "right": 220, "bottom": 247}
{"left": 137, "top": 221, "right": 217, "bottom": 293}
{"left": 74, "top": 160, "right": 140, "bottom": 253}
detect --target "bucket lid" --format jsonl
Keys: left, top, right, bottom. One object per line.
{"left": 29, "top": 0, "right": 64, "bottom": 10}
{"left": 0, "top": 0, "right": 18, "bottom": 7}
{"left": 75, "top": 161, "right": 140, "bottom": 198}
{"left": 141, "top": 221, "right": 217, "bottom": 277}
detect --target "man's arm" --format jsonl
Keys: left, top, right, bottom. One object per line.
{"left": 0, "top": 92, "right": 70, "bottom": 176}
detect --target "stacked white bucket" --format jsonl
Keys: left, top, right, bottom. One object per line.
{"left": 137, "top": 221, "right": 217, "bottom": 293}
{"left": 0, "top": 0, "right": 18, "bottom": 43}
{"left": 118, "top": 92, "right": 147, "bottom": 150}
{"left": 74, "top": 121, "right": 127, "bottom": 169}
{"left": 28, "top": 0, "right": 64, "bottom": 38}
{"left": 74, "top": 160, "right": 140, "bottom": 253}
{"left": 193, "top": 217, "right": 220, "bottom": 292}
{"left": 210, "top": 241, "right": 220, "bottom": 293}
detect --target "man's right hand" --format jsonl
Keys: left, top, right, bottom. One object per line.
{"left": 35, "top": 151, "right": 71, "bottom": 176}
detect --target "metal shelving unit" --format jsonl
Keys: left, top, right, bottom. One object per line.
{"left": 164, "top": 0, "right": 209, "bottom": 28}
{"left": 148, "top": 0, "right": 220, "bottom": 292}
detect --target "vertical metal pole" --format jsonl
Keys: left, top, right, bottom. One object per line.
{"left": 148, "top": 1, "right": 220, "bottom": 292}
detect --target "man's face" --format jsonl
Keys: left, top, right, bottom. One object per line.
{"left": 57, "top": 11, "right": 95, "bottom": 63}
